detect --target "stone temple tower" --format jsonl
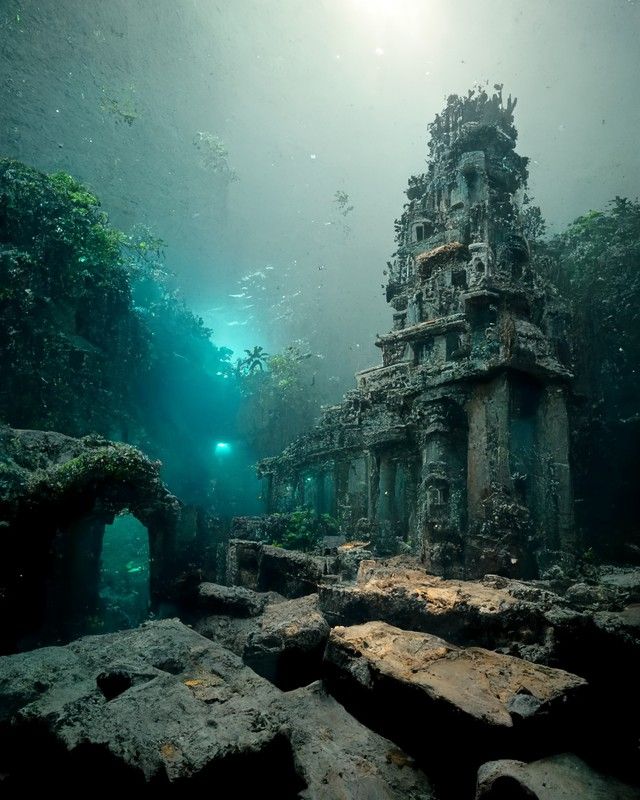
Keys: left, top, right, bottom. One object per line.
{"left": 259, "top": 86, "right": 575, "bottom": 579}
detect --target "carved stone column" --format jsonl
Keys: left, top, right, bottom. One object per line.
{"left": 378, "top": 455, "right": 398, "bottom": 522}
{"left": 365, "top": 449, "right": 380, "bottom": 522}
{"left": 415, "top": 400, "right": 463, "bottom": 574}
{"left": 536, "top": 384, "right": 574, "bottom": 552}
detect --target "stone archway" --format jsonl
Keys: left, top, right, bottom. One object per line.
{"left": 99, "top": 513, "right": 150, "bottom": 630}
{"left": 45, "top": 508, "right": 156, "bottom": 638}
{"left": 0, "top": 428, "right": 180, "bottom": 652}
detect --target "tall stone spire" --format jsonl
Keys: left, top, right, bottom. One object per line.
{"left": 259, "top": 87, "right": 575, "bottom": 580}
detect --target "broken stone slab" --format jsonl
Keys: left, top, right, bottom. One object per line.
{"left": 258, "top": 544, "right": 330, "bottom": 596}
{"left": 227, "top": 538, "right": 336, "bottom": 598}
{"left": 194, "top": 581, "right": 277, "bottom": 617}
{"left": 243, "top": 594, "right": 330, "bottom": 689}
{"left": 324, "top": 621, "right": 588, "bottom": 782}
{"left": 0, "top": 618, "right": 291, "bottom": 789}
{"left": 286, "top": 681, "right": 436, "bottom": 800}
{"left": 318, "top": 559, "right": 640, "bottom": 715}
{"left": 226, "top": 539, "right": 263, "bottom": 589}
{"left": 564, "top": 580, "right": 628, "bottom": 611}
{"left": 599, "top": 565, "right": 640, "bottom": 601}
{"left": 336, "top": 540, "right": 375, "bottom": 580}
{"left": 0, "top": 618, "right": 436, "bottom": 796}
{"left": 319, "top": 561, "right": 557, "bottom": 652}
{"left": 193, "top": 614, "right": 261, "bottom": 656}
{"left": 593, "top": 602, "right": 640, "bottom": 641}
{"left": 475, "top": 754, "right": 640, "bottom": 800}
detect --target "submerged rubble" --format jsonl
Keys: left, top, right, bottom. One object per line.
{"left": 0, "top": 619, "right": 436, "bottom": 797}
{"left": 475, "top": 755, "right": 640, "bottom": 800}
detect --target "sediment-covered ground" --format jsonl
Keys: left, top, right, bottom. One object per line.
{"left": 1, "top": 544, "right": 638, "bottom": 798}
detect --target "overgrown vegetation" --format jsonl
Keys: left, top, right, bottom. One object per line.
{"left": 253, "top": 508, "right": 340, "bottom": 552}
{"left": 535, "top": 197, "right": 640, "bottom": 559}
{"left": 236, "top": 341, "right": 326, "bottom": 458}
{"left": 0, "top": 159, "right": 238, "bottom": 505}
{"left": 0, "top": 159, "right": 325, "bottom": 509}
{"left": 0, "top": 160, "right": 145, "bottom": 436}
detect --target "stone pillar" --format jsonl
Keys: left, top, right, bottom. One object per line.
{"left": 404, "top": 458, "right": 420, "bottom": 549}
{"left": 536, "top": 384, "right": 574, "bottom": 552}
{"left": 378, "top": 456, "right": 398, "bottom": 522}
{"left": 366, "top": 449, "right": 380, "bottom": 522}
{"left": 346, "top": 456, "right": 368, "bottom": 527}
{"left": 334, "top": 460, "right": 350, "bottom": 527}
{"left": 302, "top": 472, "right": 317, "bottom": 512}
{"left": 293, "top": 474, "right": 304, "bottom": 509}
{"left": 416, "top": 401, "right": 464, "bottom": 573}
{"left": 45, "top": 514, "right": 106, "bottom": 630}
{"left": 466, "top": 373, "right": 511, "bottom": 524}
{"left": 315, "top": 471, "right": 326, "bottom": 515}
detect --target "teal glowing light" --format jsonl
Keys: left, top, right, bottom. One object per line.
{"left": 215, "top": 441, "right": 231, "bottom": 454}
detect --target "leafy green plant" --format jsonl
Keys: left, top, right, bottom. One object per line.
{"left": 236, "top": 341, "right": 324, "bottom": 458}
{"left": 266, "top": 508, "right": 339, "bottom": 552}
{"left": 100, "top": 85, "right": 140, "bottom": 126}
{"left": 193, "top": 131, "right": 238, "bottom": 182}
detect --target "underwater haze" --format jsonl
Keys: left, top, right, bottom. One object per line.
{"left": 2, "top": 0, "right": 639, "bottom": 375}
{"left": 1, "top": 4, "right": 640, "bottom": 794}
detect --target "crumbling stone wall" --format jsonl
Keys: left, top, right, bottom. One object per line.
{"left": 259, "top": 87, "right": 574, "bottom": 580}
{"left": 0, "top": 426, "right": 181, "bottom": 650}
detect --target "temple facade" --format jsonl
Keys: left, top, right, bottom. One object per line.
{"left": 259, "top": 87, "right": 575, "bottom": 579}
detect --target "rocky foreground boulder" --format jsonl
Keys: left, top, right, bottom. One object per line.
{"left": 0, "top": 618, "right": 435, "bottom": 797}
{"left": 475, "top": 754, "right": 640, "bottom": 800}
{"left": 324, "top": 620, "right": 588, "bottom": 787}
{"left": 195, "top": 581, "right": 276, "bottom": 617}
{"left": 243, "top": 593, "right": 330, "bottom": 690}
{"left": 191, "top": 585, "right": 331, "bottom": 690}
{"left": 318, "top": 561, "right": 640, "bottom": 676}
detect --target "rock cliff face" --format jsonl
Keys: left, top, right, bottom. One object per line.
{"left": 258, "top": 87, "right": 574, "bottom": 581}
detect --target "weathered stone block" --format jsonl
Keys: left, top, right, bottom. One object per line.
{"left": 475, "top": 754, "right": 640, "bottom": 800}
{"left": 324, "top": 621, "right": 588, "bottom": 784}
{"left": 195, "top": 581, "right": 271, "bottom": 617}
{"left": 243, "top": 594, "right": 330, "bottom": 689}
{"left": 0, "top": 619, "right": 436, "bottom": 797}
{"left": 227, "top": 538, "right": 332, "bottom": 598}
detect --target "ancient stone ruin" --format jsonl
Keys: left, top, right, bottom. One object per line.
{"left": 1, "top": 88, "right": 639, "bottom": 799}
{"left": 259, "top": 86, "right": 574, "bottom": 580}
